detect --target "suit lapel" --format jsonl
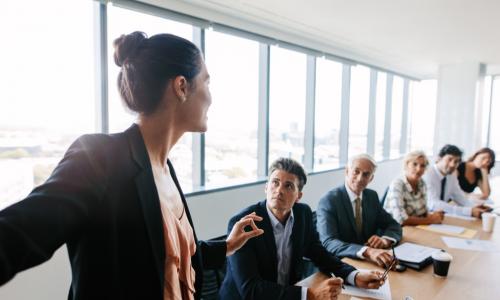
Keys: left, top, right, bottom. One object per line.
{"left": 127, "top": 124, "right": 165, "bottom": 287}
{"left": 340, "top": 186, "right": 358, "bottom": 235}
{"left": 257, "top": 201, "right": 278, "bottom": 280}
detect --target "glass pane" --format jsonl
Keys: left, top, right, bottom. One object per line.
{"left": 107, "top": 5, "right": 194, "bottom": 191}
{"left": 269, "top": 46, "right": 307, "bottom": 165}
{"left": 390, "top": 76, "right": 404, "bottom": 158}
{"left": 204, "top": 29, "right": 259, "bottom": 187}
{"left": 489, "top": 77, "right": 500, "bottom": 155}
{"left": 409, "top": 80, "right": 437, "bottom": 155}
{"left": 0, "top": 1, "right": 95, "bottom": 209}
{"left": 348, "top": 65, "right": 370, "bottom": 157}
{"left": 481, "top": 76, "right": 493, "bottom": 146}
{"left": 314, "top": 58, "right": 342, "bottom": 171}
{"left": 374, "top": 72, "right": 387, "bottom": 160}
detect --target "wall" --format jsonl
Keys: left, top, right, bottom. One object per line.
{"left": 0, "top": 159, "right": 402, "bottom": 299}
{"left": 434, "top": 63, "right": 486, "bottom": 157}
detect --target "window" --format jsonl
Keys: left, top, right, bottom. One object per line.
{"left": 409, "top": 80, "right": 437, "bottom": 155}
{"left": 489, "top": 77, "right": 500, "bottom": 155}
{"left": 374, "top": 72, "right": 387, "bottom": 160}
{"left": 107, "top": 4, "right": 194, "bottom": 190}
{"left": 269, "top": 46, "right": 307, "bottom": 164}
{"left": 314, "top": 58, "right": 342, "bottom": 170}
{"left": 348, "top": 65, "right": 370, "bottom": 157}
{"left": 0, "top": 1, "right": 95, "bottom": 209}
{"left": 204, "top": 29, "right": 259, "bottom": 187}
{"left": 481, "top": 76, "right": 493, "bottom": 146}
{"left": 390, "top": 76, "right": 404, "bottom": 157}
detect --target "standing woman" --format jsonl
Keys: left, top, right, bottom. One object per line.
{"left": 456, "top": 147, "right": 496, "bottom": 200}
{"left": 0, "top": 32, "right": 263, "bottom": 300}
{"left": 384, "top": 151, "right": 444, "bottom": 225}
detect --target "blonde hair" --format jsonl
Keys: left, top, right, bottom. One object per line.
{"left": 403, "top": 150, "right": 429, "bottom": 172}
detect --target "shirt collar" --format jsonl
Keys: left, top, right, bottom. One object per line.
{"left": 402, "top": 175, "right": 414, "bottom": 192}
{"left": 402, "top": 175, "right": 424, "bottom": 193}
{"left": 433, "top": 164, "right": 445, "bottom": 180}
{"left": 265, "top": 201, "right": 294, "bottom": 228}
{"left": 344, "top": 181, "right": 363, "bottom": 203}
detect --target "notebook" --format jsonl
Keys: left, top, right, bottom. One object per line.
{"left": 394, "top": 242, "right": 441, "bottom": 270}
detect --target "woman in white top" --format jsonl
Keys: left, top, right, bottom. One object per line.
{"left": 384, "top": 150, "right": 444, "bottom": 225}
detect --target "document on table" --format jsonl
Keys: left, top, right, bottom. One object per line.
{"left": 428, "top": 224, "right": 465, "bottom": 234}
{"left": 445, "top": 213, "right": 477, "bottom": 221}
{"left": 441, "top": 236, "right": 500, "bottom": 252}
{"left": 394, "top": 242, "right": 440, "bottom": 263}
{"left": 417, "top": 224, "right": 477, "bottom": 238}
{"left": 342, "top": 270, "right": 391, "bottom": 300}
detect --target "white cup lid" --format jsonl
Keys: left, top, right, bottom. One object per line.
{"left": 432, "top": 250, "right": 453, "bottom": 261}
{"left": 483, "top": 212, "right": 496, "bottom": 218}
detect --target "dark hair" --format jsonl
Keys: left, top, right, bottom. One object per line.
{"left": 438, "top": 144, "right": 463, "bottom": 159}
{"left": 113, "top": 31, "right": 202, "bottom": 115}
{"left": 468, "top": 147, "right": 496, "bottom": 173}
{"left": 269, "top": 158, "right": 307, "bottom": 191}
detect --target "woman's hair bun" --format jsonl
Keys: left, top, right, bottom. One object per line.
{"left": 113, "top": 31, "right": 147, "bottom": 67}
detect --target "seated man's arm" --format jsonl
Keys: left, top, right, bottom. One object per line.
{"left": 305, "top": 220, "right": 356, "bottom": 281}
{"left": 226, "top": 216, "right": 302, "bottom": 300}
{"left": 424, "top": 172, "right": 473, "bottom": 216}
{"left": 316, "top": 194, "right": 364, "bottom": 258}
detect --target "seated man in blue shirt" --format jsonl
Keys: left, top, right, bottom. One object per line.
{"left": 423, "top": 144, "right": 489, "bottom": 217}
{"left": 317, "top": 154, "right": 402, "bottom": 267}
{"left": 219, "top": 157, "right": 384, "bottom": 300}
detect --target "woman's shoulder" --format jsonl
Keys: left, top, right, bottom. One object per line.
{"left": 389, "top": 176, "right": 406, "bottom": 188}
{"left": 69, "top": 132, "right": 124, "bottom": 157}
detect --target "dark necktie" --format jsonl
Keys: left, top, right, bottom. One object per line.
{"left": 440, "top": 177, "right": 447, "bottom": 201}
{"left": 355, "top": 197, "right": 362, "bottom": 236}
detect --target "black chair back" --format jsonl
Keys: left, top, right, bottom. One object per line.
{"left": 380, "top": 186, "right": 389, "bottom": 207}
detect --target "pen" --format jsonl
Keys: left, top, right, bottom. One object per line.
{"left": 380, "top": 259, "right": 397, "bottom": 281}
{"left": 381, "top": 246, "right": 397, "bottom": 281}
{"left": 330, "top": 272, "right": 345, "bottom": 289}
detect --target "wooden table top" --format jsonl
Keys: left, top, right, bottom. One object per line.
{"left": 296, "top": 216, "right": 500, "bottom": 300}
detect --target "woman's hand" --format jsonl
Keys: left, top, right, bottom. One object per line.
{"left": 226, "top": 212, "right": 264, "bottom": 256}
{"left": 428, "top": 211, "right": 445, "bottom": 224}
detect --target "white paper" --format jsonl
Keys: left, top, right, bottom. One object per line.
{"left": 427, "top": 224, "right": 465, "bottom": 234}
{"left": 394, "top": 242, "right": 440, "bottom": 263}
{"left": 441, "top": 236, "right": 500, "bottom": 252}
{"left": 445, "top": 213, "right": 477, "bottom": 221}
{"left": 342, "top": 269, "right": 391, "bottom": 300}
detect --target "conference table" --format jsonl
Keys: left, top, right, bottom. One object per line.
{"left": 297, "top": 215, "right": 500, "bottom": 299}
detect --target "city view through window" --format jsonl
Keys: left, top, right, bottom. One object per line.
{"left": 1, "top": 2, "right": 474, "bottom": 209}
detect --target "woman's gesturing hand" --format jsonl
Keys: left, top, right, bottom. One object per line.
{"left": 226, "top": 212, "right": 264, "bottom": 256}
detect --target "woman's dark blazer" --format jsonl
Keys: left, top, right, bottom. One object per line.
{"left": 0, "top": 124, "right": 226, "bottom": 299}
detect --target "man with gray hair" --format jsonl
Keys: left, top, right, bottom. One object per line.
{"left": 316, "top": 154, "right": 402, "bottom": 267}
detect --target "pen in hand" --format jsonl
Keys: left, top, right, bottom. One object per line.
{"left": 330, "top": 272, "right": 345, "bottom": 289}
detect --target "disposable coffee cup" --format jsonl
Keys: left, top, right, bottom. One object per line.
{"left": 482, "top": 212, "right": 496, "bottom": 232}
{"left": 432, "top": 250, "right": 452, "bottom": 278}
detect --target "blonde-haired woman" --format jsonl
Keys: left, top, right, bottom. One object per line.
{"left": 384, "top": 151, "right": 444, "bottom": 225}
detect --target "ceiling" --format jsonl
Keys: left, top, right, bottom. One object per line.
{"left": 142, "top": 0, "right": 500, "bottom": 79}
